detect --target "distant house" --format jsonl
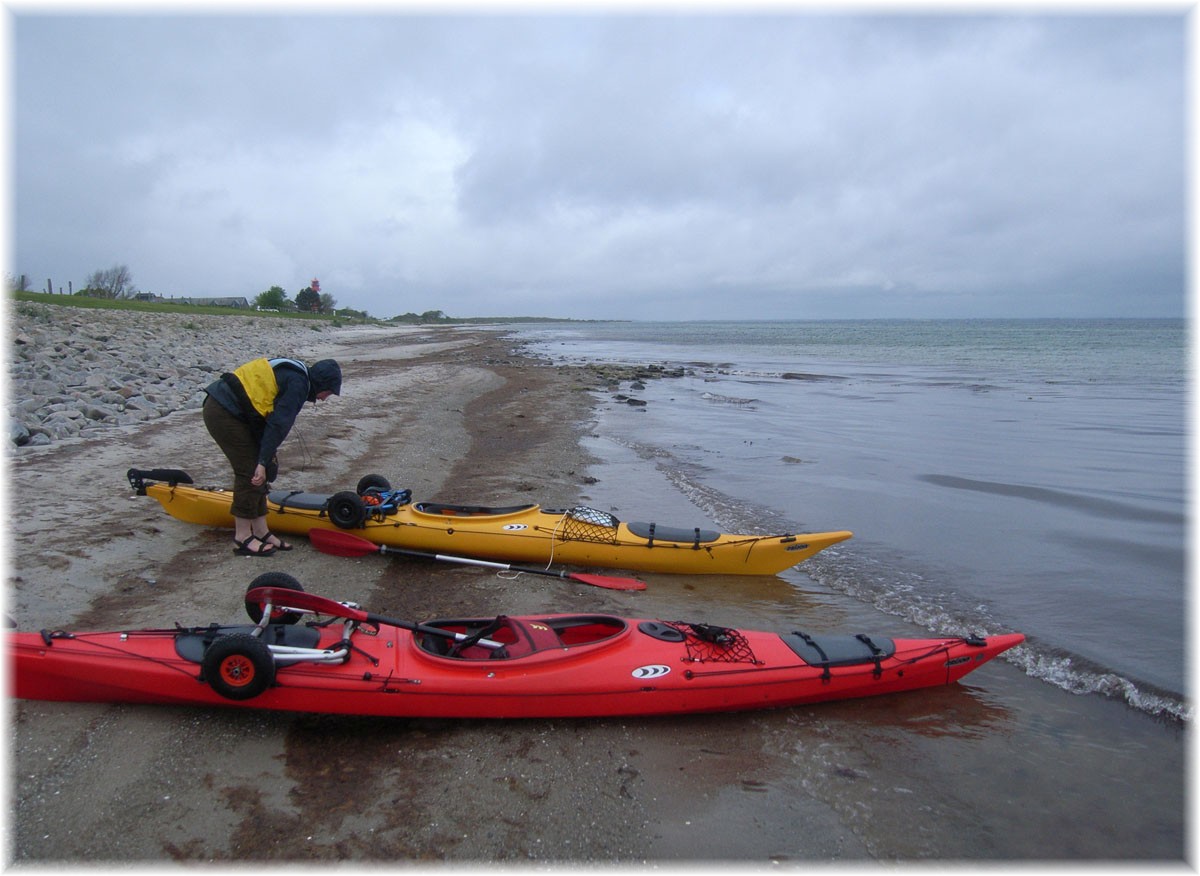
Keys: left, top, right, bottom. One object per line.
{"left": 177, "top": 297, "right": 251, "bottom": 309}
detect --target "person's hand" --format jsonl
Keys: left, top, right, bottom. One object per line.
{"left": 251, "top": 463, "right": 267, "bottom": 486}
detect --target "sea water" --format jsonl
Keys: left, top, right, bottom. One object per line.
{"left": 514, "top": 319, "right": 1187, "bottom": 722}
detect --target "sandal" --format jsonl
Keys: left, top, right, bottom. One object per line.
{"left": 264, "top": 532, "right": 293, "bottom": 551}
{"left": 233, "top": 535, "right": 277, "bottom": 557}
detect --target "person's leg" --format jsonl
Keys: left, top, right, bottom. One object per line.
{"left": 202, "top": 398, "right": 275, "bottom": 554}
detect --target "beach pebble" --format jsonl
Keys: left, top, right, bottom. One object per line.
{"left": 9, "top": 418, "right": 29, "bottom": 446}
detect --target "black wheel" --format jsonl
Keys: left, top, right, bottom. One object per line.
{"left": 328, "top": 491, "right": 367, "bottom": 529}
{"left": 245, "top": 572, "right": 305, "bottom": 625}
{"left": 203, "top": 634, "right": 275, "bottom": 700}
{"left": 356, "top": 474, "right": 391, "bottom": 495}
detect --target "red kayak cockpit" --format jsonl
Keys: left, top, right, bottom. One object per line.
{"left": 415, "top": 614, "right": 628, "bottom": 660}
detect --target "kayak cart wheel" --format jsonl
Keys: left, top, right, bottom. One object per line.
{"left": 356, "top": 474, "right": 391, "bottom": 495}
{"left": 244, "top": 572, "right": 306, "bottom": 625}
{"left": 203, "top": 634, "right": 275, "bottom": 700}
{"left": 327, "top": 490, "right": 367, "bottom": 529}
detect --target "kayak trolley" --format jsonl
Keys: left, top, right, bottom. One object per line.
{"left": 185, "top": 572, "right": 362, "bottom": 700}
{"left": 189, "top": 571, "right": 509, "bottom": 701}
{"left": 326, "top": 473, "right": 412, "bottom": 529}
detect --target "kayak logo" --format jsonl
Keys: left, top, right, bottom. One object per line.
{"left": 502, "top": 524, "right": 528, "bottom": 531}
{"left": 632, "top": 664, "right": 671, "bottom": 679}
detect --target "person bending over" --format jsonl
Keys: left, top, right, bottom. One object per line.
{"left": 202, "top": 356, "right": 342, "bottom": 556}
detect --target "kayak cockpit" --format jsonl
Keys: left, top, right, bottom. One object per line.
{"left": 415, "top": 615, "right": 628, "bottom": 660}
{"left": 413, "top": 502, "right": 540, "bottom": 518}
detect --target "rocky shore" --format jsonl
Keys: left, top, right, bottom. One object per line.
{"left": 7, "top": 301, "right": 695, "bottom": 448}
{"left": 8, "top": 301, "right": 351, "bottom": 447}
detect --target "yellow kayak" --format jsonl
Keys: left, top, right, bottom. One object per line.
{"left": 128, "top": 468, "right": 852, "bottom": 576}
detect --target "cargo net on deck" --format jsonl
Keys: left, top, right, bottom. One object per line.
{"left": 560, "top": 506, "right": 620, "bottom": 544}
{"left": 667, "top": 621, "right": 758, "bottom": 665}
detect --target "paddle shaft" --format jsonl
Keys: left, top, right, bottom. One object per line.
{"left": 306, "top": 527, "right": 646, "bottom": 591}
{"left": 376, "top": 542, "right": 645, "bottom": 589}
{"left": 364, "top": 610, "right": 503, "bottom": 650}
{"left": 379, "top": 544, "right": 571, "bottom": 579}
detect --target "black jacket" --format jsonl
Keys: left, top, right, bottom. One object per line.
{"left": 205, "top": 360, "right": 325, "bottom": 467}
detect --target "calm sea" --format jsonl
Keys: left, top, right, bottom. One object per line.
{"left": 513, "top": 319, "right": 1187, "bottom": 722}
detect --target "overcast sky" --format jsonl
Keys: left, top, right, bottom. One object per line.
{"left": 9, "top": 11, "right": 1188, "bottom": 321}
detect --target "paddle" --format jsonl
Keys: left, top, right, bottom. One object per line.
{"left": 307, "top": 528, "right": 647, "bottom": 591}
{"left": 244, "top": 585, "right": 503, "bottom": 649}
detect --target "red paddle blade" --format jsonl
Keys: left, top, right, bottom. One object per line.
{"left": 245, "top": 586, "right": 367, "bottom": 622}
{"left": 568, "top": 572, "right": 646, "bottom": 591}
{"left": 308, "top": 527, "right": 381, "bottom": 557}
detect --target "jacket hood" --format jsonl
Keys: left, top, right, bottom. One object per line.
{"left": 308, "top": 359, "right": 342, "bottom": 399}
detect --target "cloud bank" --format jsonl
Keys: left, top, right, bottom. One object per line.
{"left": 12, "top": 13, "right": 1186, "bottom": 320}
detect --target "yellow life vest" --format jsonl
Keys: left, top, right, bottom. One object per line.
{"left": 231, "top": 358, "right": 307, "bottom": 418}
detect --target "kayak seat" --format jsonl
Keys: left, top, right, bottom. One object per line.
{"left": 627, "top": 521, "right": 721, "bottom": 545}
{"left": 174, "top": 624, "right": 322, "bottom": 663}
{"left": 503, "top": 619, "right": 566, "bottom": 658}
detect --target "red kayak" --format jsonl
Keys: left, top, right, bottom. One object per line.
{"left": 10, "top": 574, "right": 1024, "bottom": 719}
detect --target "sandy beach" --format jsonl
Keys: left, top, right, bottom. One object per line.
{"left": 9, "top": 314, "right": 872, "bottom": 863}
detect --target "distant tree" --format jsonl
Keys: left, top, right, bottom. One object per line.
{"left": 420, "top": 310, "right": 447, "bottom": 323}
{"left": 295, "top": 286, "right": 321, "bottom": 313}
{"left": 255, "top": 286, "right": 289, "bottom": 310}
{"left": 318, "top": 293, "right": 337, "bottom": 314}
{"left": 82, "top": 264, "right": 137, "bottom": 299}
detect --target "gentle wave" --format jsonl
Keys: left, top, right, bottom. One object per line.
{"left": 806, "top": 544, "right": 1190, "bottom": 723}
{"left": 699, "top": 391, "right": 758, "bottom": 407}
{"left": 1007, "top": 645, "right": 1190, "bottom": 723}
{"left": 615, "top": 437, "right": 1188, "bottom": 723}
{"left": 919, "top": 474, "right": 1186, "bottom": 525}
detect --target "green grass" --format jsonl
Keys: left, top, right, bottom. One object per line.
{"left": 10, "top": 290, "right": 377, "bottom": 324}
{"left": 10, "top": 290, "right": 608, "bottom": 326}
